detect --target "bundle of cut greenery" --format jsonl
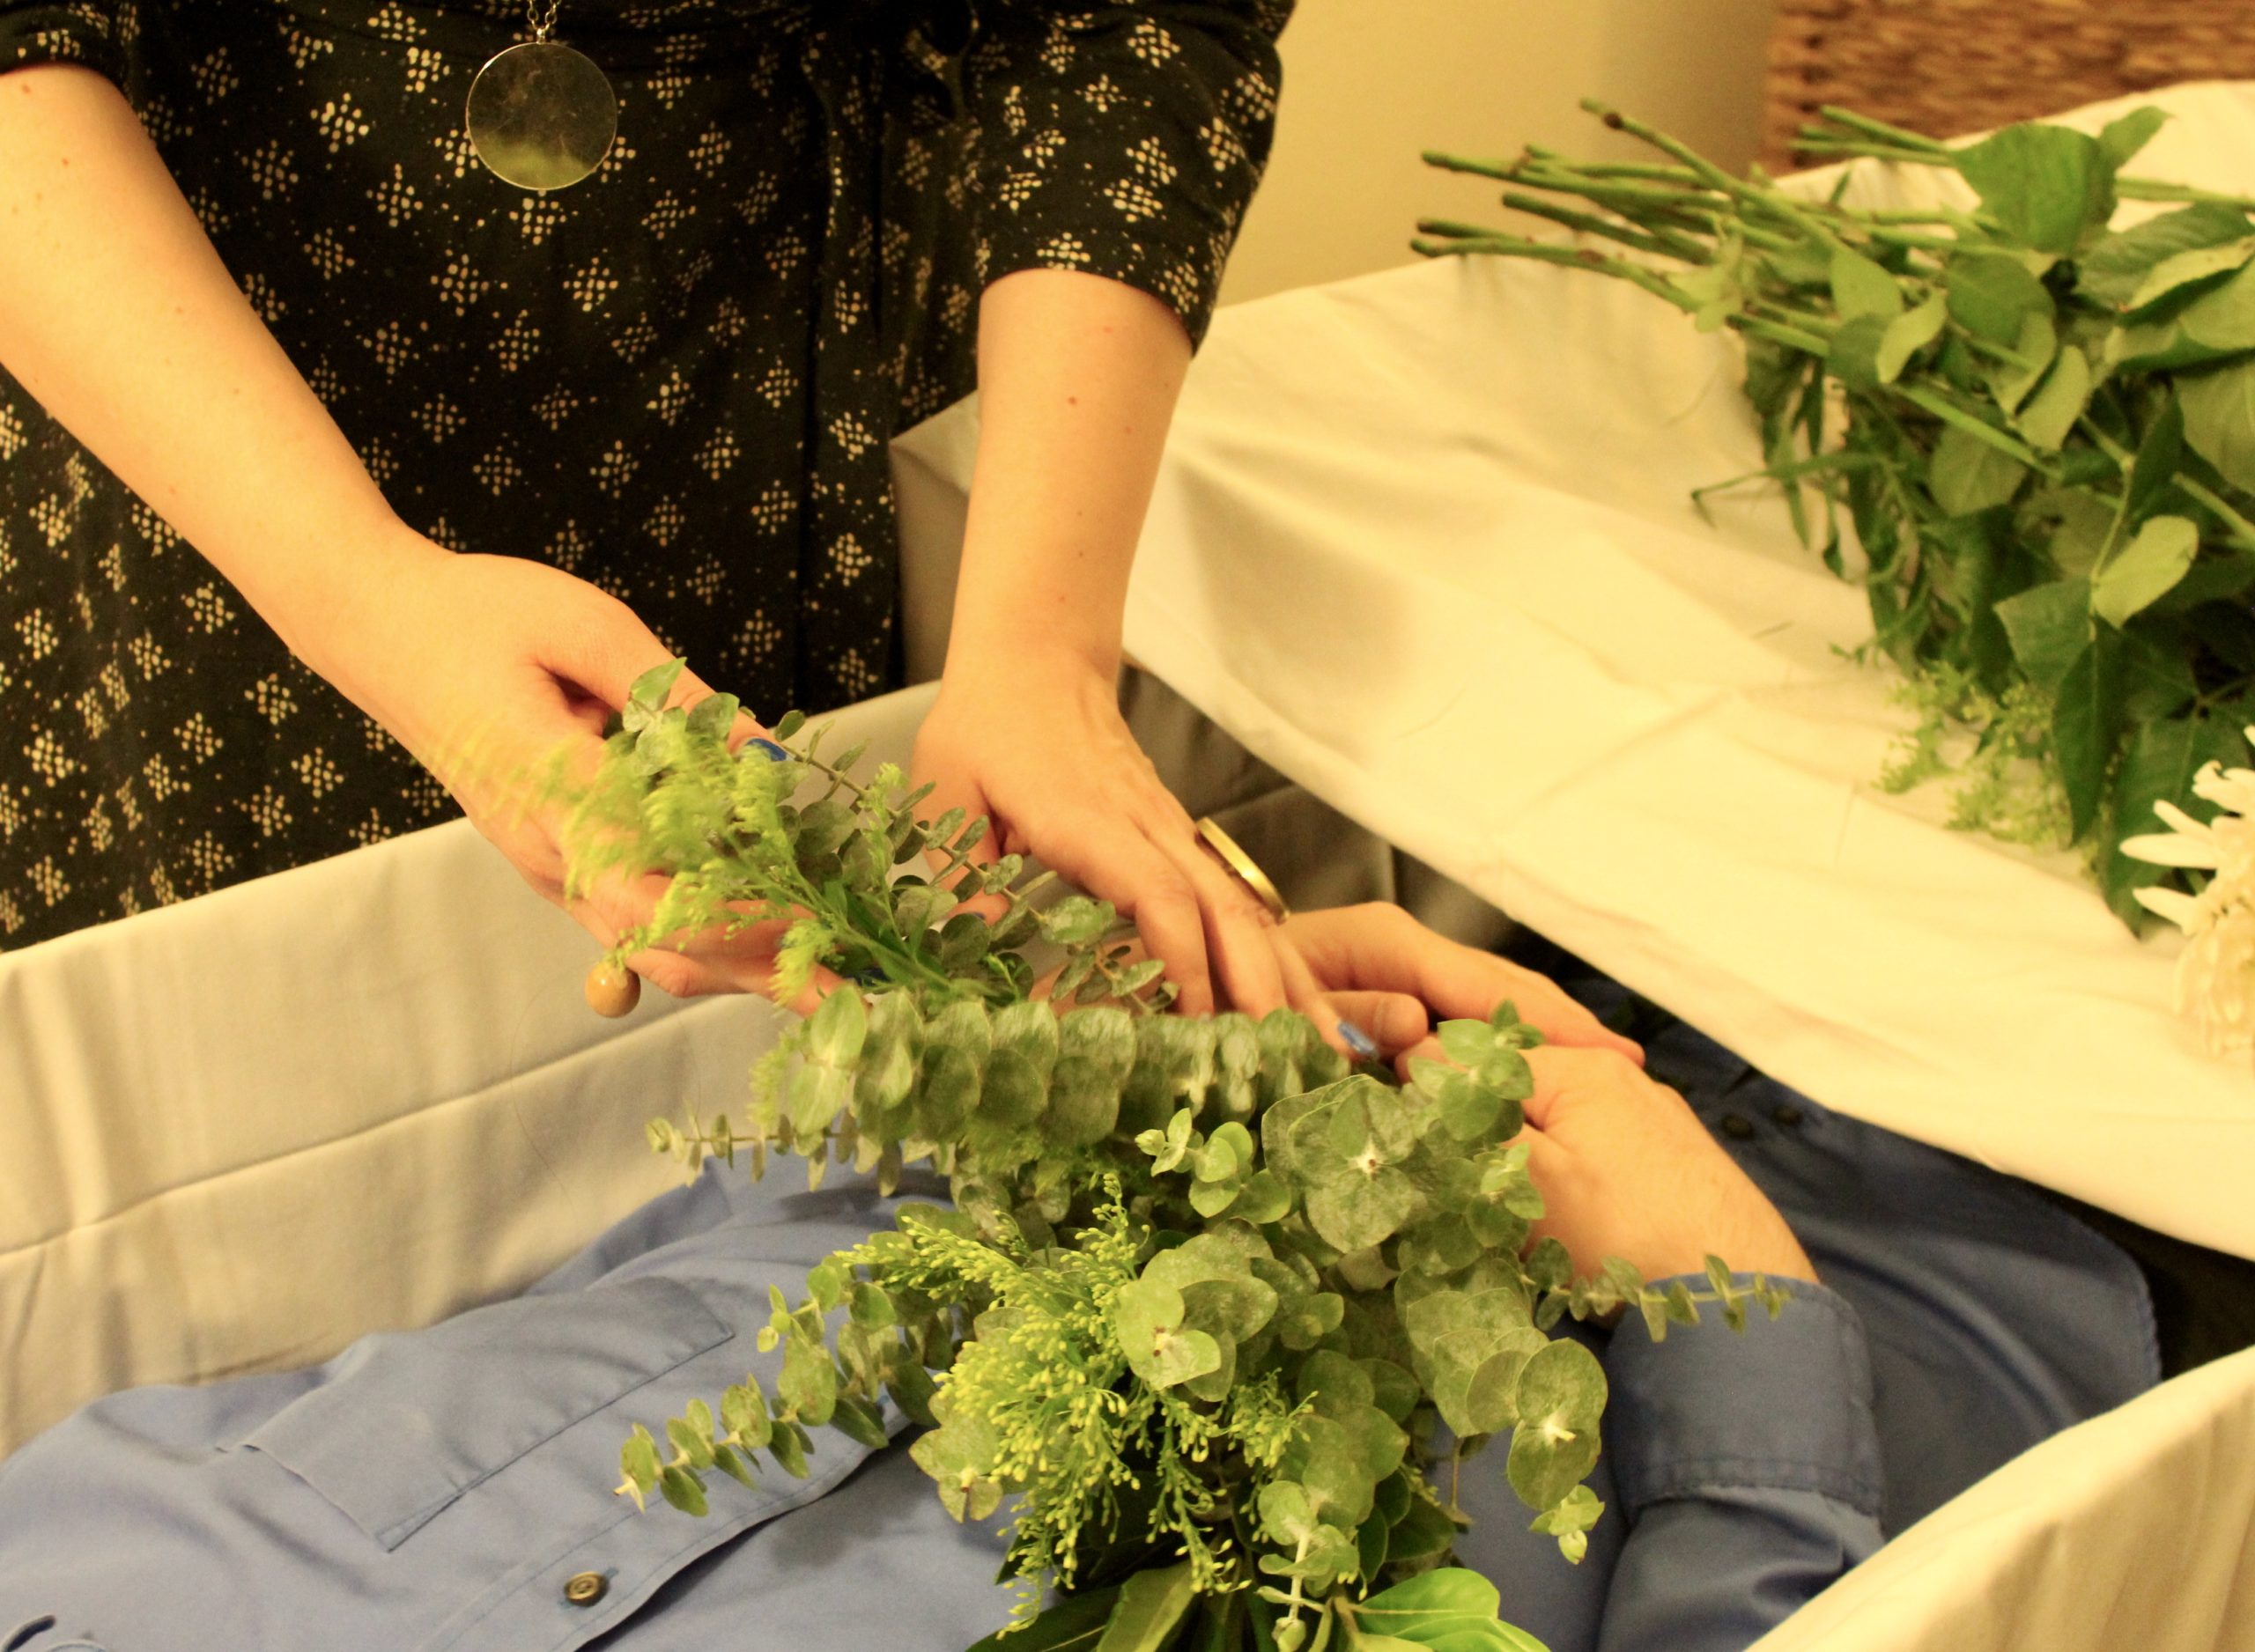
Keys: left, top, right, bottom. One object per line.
{"left": 1417, "top": 100, "right": 2255, "bottom": 928}
{"left": 557, "top": 661, "right": 1791, "bottom": 1652}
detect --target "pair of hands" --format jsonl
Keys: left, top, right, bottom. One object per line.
{"left": 336, "top": 549, "right": 1811, "bottom": 1294}
{"left": 329, "top": 542, "right": 1346, "bottom": 1022}
{"left": 1265, "top": 906, "right": 1816, "bottom": 1292}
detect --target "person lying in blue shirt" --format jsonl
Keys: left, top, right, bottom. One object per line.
{"left": 0, "top": 903, "right": 2159, "bottom": 1652}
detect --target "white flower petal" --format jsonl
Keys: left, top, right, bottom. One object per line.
{"left": 2150, "top": 799, "right": 2215, "bottom": 839}
{"left": 2136, "top": 883, "right": 2207, "bottom": 930}
{"left": 2193, "top": 763, "right": 2255, "bottom": 817}
{"left": 2120, "top": 831, "right": 2222, "bottom": 868}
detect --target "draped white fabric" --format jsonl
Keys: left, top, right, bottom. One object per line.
{"left": 6, "top": 77, "right": 2255, "bottom": 1652}
{"left": 900, "top": 82, "right": 2255, "bottom": 1262}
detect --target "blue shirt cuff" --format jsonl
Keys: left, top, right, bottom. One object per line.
{"left": 1601, "top": 1278, "right": 1884, "bottom": 1521}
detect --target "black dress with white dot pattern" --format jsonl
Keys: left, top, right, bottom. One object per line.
{"left": 0, "top": 0, "right": 1286, "bottom": 942}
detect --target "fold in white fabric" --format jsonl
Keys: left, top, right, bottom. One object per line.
{"left": 896, "top": 81, "right": 2255, "bottom": 1261}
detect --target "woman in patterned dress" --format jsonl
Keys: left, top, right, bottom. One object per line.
{"left": 0, "top": 0, "right": 1333, "bottom": 1025}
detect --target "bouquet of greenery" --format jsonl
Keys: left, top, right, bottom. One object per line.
{"left": 1417, "top": 100, "right": 2255, "bottom": 928}
{"left": 558, "top": 663, "right": 1789, "bottom": 1652}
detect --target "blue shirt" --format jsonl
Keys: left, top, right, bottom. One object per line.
{"left": 0, "top": 1007, "right": 2157, "bottom": 1652}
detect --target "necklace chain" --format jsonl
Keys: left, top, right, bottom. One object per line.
{"left": 525, "top": 0, "right": 562, "bottom": 41}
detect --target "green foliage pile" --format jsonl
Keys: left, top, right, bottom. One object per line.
{"left": 566, "top": 663, "right": 1789, "bottom": 1652}
{"left": 1418, "top": 100, "right": 2255, "bottom": 926}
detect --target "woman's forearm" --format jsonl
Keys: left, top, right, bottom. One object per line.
{"left": 944, "top": 268, "right": 1193, "bottom": 679}
{"left": 0, "top": 64, "right": 433, "bottom": 681}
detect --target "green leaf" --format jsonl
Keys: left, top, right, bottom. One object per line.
{"left": 1304, "top": 1166, "right": 1418, "bottom": 1255}
{"left": 2122, "top": 236, "right": 2255, "bottom": 318}
{"left": 1040, "top": 895, "right": 1113, "bottom": 946}
{"left": 1824, "top": 313, "right": 1891, "bottom": 391}
{"left": 801, "top": 985, "right": 868, "bottom": 1066}
{"left": 767, "top": 1420, "right": 810, "bottom": 1479}
{"left": 1113, "top": 1279, "right": 1222, "bottom": 1390}
{"left": 709, "top": 1441, "right": 758, "bottom": 1489}
{"left": 2052, "top": 631, "right": 2126, "bottom": 840}
{"left": 828, "top": 1392, "right": 890, "bottom": 1449}
{"left": 721, "top": 1380, "right": 773, "bottom": 1449}
{"left": 1875, "top": 293, "right": 1948, "bottom": 383}
{"left": 1233, "top": 1169, "right": 1294, "bottom": 1224}
{"left": 1353, "top": 1569, "right": 1502, "bottom": 1639}
{"left": 909, "top": 1412, "right": 998, "bottom": 1519}
{"left": 1994, "top": 578, "right": 2091, "bottom": 691}
{"left": 659, "top": 1464, "right": 709, "bottom": 1517}
{"left": 777, "top": 1334, "right": 839, "bottom": 1427}
{"left": 1955, "top": 122, "right": 2115, "bottom": 254}
{"left": 1929, "top": 424, "right": 2028, "bottom": 517}
{"left": 1830, "top": 246, "right": 1904, "bottom": 320}
{"left": 685, "top": 692, "right": 740, "bottom": 741}
{"left": 2180, "top": 358, "right": 2255, "bottom": 493}
{"left": 1505, "top": 1340, "right": 1608, "bottom": 1512}
{"left": 1383, "top": 1497, "right": 1458, "bottom": 1565}
{"left": 1043, "top": 1056, "right": 1121, "bottom": 1148}
{"left": 965, "top": 1587, "right": 1123, "bottom": 1652}
{"left": 2100, "top": 712, "right": 2249, "bottom": 926}
{"left": 668, "top": 1410, "right": 715, "bottom": 1470}
{"left": 2093, "top": 516, "right": 2200, "bottom": 627}
{"left": 1259, "top": 1480, "right": 1319, "bottom": 1546}
{"left": 618, "top": 1424, "right": 662, "bottom": 1508}
{"left": 2152, "top": 551, "right": 2255, "bottom": 616}
{"left": 2014, "top": 346, "right": 2091, "bottom": 452}
{"left": 2181, "top": 260, "right": 2255, "bottom": 351}
{"left": 627, "top": 656, "right": 688, "bottom": 715}
{"left": 1436, "top": 1020, "right": 1498, "bottom": 1066}
{"left": 786, "top": 1063, "right": 854, "bottom": 1143}
{"left": 2078, "top": 203, "right": 2253, "bottom": 306}
{"left": 1985, "top": 312, "right": 2059, "bottom": 417}
{"left": 2098, "top": 106, "right": 2170, "bottom": 171}
{"left": 2105, "top": 316, "right": 2251, "bottom": 373}
{"left": 1947, "top": 251, "right": 2055, "bottom": 344}
{"left": 2126, "top": 399, "right": 2187, "bottom": 523}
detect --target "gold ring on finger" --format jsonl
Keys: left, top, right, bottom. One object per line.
{"left": 1193, "top": 815, "right": 1291, "bottom": 925}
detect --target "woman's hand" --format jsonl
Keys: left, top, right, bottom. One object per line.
{"left": 913, "top": 644, "right": 1331, "bottom": 1031}
{"left": 306, "top": 538, "right": 803, "bottom": 1004}
{"left": 1280, "top": 903, "right": 1647, "bottom": 1064}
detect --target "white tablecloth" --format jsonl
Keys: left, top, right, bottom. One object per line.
{"left": 898, "top": 81, "right": 2255, "bottom": 1259}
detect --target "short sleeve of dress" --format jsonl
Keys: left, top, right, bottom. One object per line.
{"left": 1, "top": 3, "right": 128, "bottom": 81}
{"left": 964, "top": 1, "right": 1291, "bottom": 349}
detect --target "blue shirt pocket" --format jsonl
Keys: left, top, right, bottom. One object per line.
{"left": 236, "top": 1274, "right": 733, "bottom": 1551}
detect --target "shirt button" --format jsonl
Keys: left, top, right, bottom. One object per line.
{"left": 1771, "top": 1102, "right": 1806, "bottom": 1128}
{"left": 1718, "top": 1112, "right": 1756, "bottom": 1140}
{"left": 565, "top": 1572, "right": 610, "bottom": 1608}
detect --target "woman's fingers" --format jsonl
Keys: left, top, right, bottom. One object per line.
{"left": 1052, "top": 813, "right": 1217, "bottom": 1016}
{"left": 1155, "top": 823, "right": 1290, "bottom": 1021}
{"left": 1270, "top": 931, "right": 1350, "bottom": 1053}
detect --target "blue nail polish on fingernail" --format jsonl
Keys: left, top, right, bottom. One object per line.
{"left": 750, "top": 738, "right": 789, "bottom": 762}
{"left": 1338, "top": 1020, "right": 1379, "bottom": 1059}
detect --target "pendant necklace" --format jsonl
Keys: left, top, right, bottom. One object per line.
{"left": 464, "top": 0, "right": 618, "bottom": 192}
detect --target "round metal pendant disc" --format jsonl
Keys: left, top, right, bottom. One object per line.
{"left": 465, "top": 41, "right": 617, "bottom": 192}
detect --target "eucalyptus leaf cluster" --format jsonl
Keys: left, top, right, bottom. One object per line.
{"left": 558, "top": 658, "right": 1173, "bottom": 1013}
{"left": 568, "top": 672, "right": 1790, "bottom": 1651}
{"left": 1419, "top": 100, "right": 2255, "bottom": 927}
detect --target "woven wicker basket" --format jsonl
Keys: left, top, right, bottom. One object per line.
{"left": 1763, "top": 0, "right": 2255, "bottom": 167}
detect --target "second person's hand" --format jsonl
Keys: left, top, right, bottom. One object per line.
{"left": 1507, "top": 1046, "right": 1816, "bottom": 1288}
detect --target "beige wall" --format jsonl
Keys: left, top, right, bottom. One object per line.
{"left": 1220, "top": 0, "right": 1780, "bottom": 306}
